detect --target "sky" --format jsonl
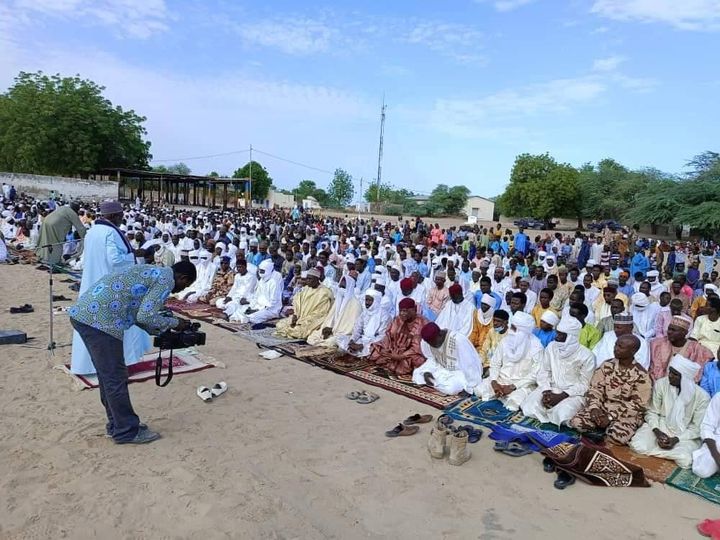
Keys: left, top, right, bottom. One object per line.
{"left": 1, "top": 0, "right": 719, "bottom": 200}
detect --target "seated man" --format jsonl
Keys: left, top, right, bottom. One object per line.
{"left": 337, "top": 289, "right": 390, "bottom": 357}
{"left": 533, "top": 311, "right": 559, "bottom": 348}
{"left": 592, "top": 312, "right": 650, "bottom": 369}
{"left": 692, "top": 391, "right": 720, "bottom": 478}
{"left": 177, "top": 249, "right": 216, "bottom": 303}
{"left": 649, "top": 315, "right": 713, "bottom": 382}
{"left": 690, "top": 297, "right": 720, "bottom": 355}
{"left": 275, "top": 268, "right": 334, "bottom": 339}
{"left": 630, "top": 355, "right": 709, "bottom": 468}
{"left": 307, "top": 275, "right": 361, "bottom": 347}
{"left": 424, "top": 270, "right": 450, "bottom": 321}
{"left": 370, "top": 298, "right": 429, "bottom": 375}
{"left": 479, "top": 309, "right": 509, "bottom": 370}
{"left": 435, "top": 283, "right": 475, "bottom": 336}
{"left": 522, "top": 316, "right": 596, "bottom": 426}
{"left": 412, "top": 321, "right": 483, "bottom": 395}
{"left": 228, "top": 259, "right": 283, "bottom": 324}
{"left": 568, "top": 302, "right": 602, "bottom": 350}
{"left": 530, "top": 288, "right": 556, "bottom": 327}
{"left": 476, "top": 311, "right": 544, "bottom": 411}
{"left": 217, "top": 258, "right": 257, "bottom": 314}
{"left": 197, "top": 256, "right": 234, "bottom": 304}
{"left": 569, "top": 334, "right": 652, "bottom": 444}
{"left": 469, "top": 293, "right": 495, "bottom": 356}
{"left": 595, "top": 298, "right": 630, "bottom": 334}
{"left": 630, "top": 292, "right": 660, "bottom": 340}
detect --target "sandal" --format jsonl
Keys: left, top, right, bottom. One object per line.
{"left": 543, "top": 457, "right": 556, "bottom": 473}
{"left": 493, "top": 441, "right": 509, "bottom": 452}
{"left": 53, "top": 295, "right": 72, "bottom": 301}
{"left": 438, "top": 414, "right": 454, "bottom": 426}
{"left": 456, "top": 424, "right": 483, "bottom": 443}
{"left": 196, "top": 386, "right": 213, "bottom": 402}
{"left": 385, "top": 423, "right": 420, "bottom": 437}
{"left": 554, "top": 471, "right": 576, "bottom": 490}
{"left": 10, "top": 304, "right": 33, "bottom": 314}
{"left": 356, "top": 391, "right": 379, "bottom": 404}
{"left": 500, "top": 441, "right": 533, "bottom": 457}
{"left": 210, "top": 382, "right": 227, "bottom": 398}
{"left": 403, "top": 413, "right": 434, "bottom": 425}
{"left": 346, "top": 391, "right": 363, "bottom": 400}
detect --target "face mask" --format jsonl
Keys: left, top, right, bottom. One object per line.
{"left": 494, "top": 325, "right": 507, "bottom": 334}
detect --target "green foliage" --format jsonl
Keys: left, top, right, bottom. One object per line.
{"left": 232, "top": 160, "right": 272, "bottom": 200}
{"left": 207, "top": 170, "right": 220, "bottom": 177}
{"left": 291, "top": 180, "right": 330, "bottom": 207}
{"left": 152, "top": 162, "right": 191, "bottom": 175}
{"left": 498, "top": 153, "right": 579, "bottom": 221}
{"left": 327, "top": 168, "right": 354, "bottom": 208}
{"left": 0, "top": 71, "right": 151, "bottom": 175}
{"left": 425, "top": 184, "right": 470, "bottom": 215}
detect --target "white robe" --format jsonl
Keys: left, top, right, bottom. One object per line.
{"left": 217, "top": 269, "right": 258, "bottom": 312}
{"left": 630, "top": 378, "right": 709, "bottom": 469}
{"left": 521, "top": 342, "right": 596, "bottom": 425}
{"left": 435, "top": 298, "right": 475, "bottom": 337}
{"left": 413, "top": 331, "right": 483, "bottom": 395}
{"left": 229, "top": 272, "right": 283, "bottom": 324}
{"left": 693, "top": 393, "right": 720, "bottom": 478}
{"left": 631, "top": 303, "right": 661, "bottom": 340}
{"left": 180, "top": 259, "right": 217, "bottom": 303}
{"left": 592, "top": 330, "right": 650, "bottom": 370}
{"left": 70, "top": 222, "right": 151, "bottom": 375}
{"left": 336, "top": 299, "right": 389, "bottom": 357}
{"left": 477, "top": 332, "right": 544, "bottom": 410}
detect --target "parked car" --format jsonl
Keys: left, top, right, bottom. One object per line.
{"left": 587, "top": 219, "right": 624, "bottom": 232}
{"left": 513, "top": 217, "right": 545, "bottom": 229}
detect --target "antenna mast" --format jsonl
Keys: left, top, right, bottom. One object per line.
{"left": 376, "top": 95, "right": 386, "bottom": 204}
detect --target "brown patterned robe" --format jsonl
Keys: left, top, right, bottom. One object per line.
{"left": 370, "top": 314, "right": 429, "bottom": 376}
{"left": 569, "top": 359, "right": 652, "bottom": 445}
{"left": 201, "top": 268, "right": 235, "bottom": 304}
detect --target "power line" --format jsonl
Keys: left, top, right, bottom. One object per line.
{"left": 151, "top": 149, "right": 251, "bottom": 163}
{"left": 252, "top": 148, "right": 335, "bottom": 175}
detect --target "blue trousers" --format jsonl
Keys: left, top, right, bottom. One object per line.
{"left": 70, "top": 320, "right": 140, "bottom": 442}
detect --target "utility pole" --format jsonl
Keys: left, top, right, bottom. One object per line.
{"left": 248, "top": 144, "right": 253, "bottom": 209}
{"left": 376, "top": 95, "right": 386, "bottom": 207}
{"left": 358, "top": 176, "right": 363, "bottom": 217}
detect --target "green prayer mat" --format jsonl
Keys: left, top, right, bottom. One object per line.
{"left": 667, "top": 468, "right": 720, "bottom": 505}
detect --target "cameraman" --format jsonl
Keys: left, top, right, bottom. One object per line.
{"left": 69, "top": 261, "right": 197, "bottom": 445}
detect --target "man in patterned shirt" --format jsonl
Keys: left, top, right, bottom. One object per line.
{"left": 69, "top": 261, "right": 196, "bottom": 444}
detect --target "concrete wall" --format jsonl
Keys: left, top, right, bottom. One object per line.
{"left": 462, "top": 196, "right": 495, "bottom": 220}
{"left": 0, "top": 172, "right": 119, "bottom": 201}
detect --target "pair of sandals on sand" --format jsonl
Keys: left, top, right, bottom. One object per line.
{"left": 345, "top": 390, "right": 380, "bottom": 404}
{"left": 196, "top": 382, "right": 228, "bottom": 402}
{"left": 385, "top": 413, "right": 435, "bottom": 438}
{"left": 10, "top": 304, "right": 33, "bottom": 314}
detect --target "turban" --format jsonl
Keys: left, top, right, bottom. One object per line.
{"left": 449, "top": 283, "right": 463, "bottom": 296}
{"left": 398, "top": 298, "right": 416, "bottom": 310}
{"left": 668, "top": 354, "right": 702, "bottom": 432}
{"left": 400, "top": 278, "right": 414, "bottom": 290}
{"left": 421, "top": 322, "right": 441, "bottom": 343}
{"left": 540, "top": 311, "right": 559, "bottom": 327}
{"left": 556, "top": 316, "right": 581, "bottom": 337}
{"left": 99, "top": 200, "right": 123, "bottom": 215}
{"left": 538, "top": 250, "right": 547, "bottom": 257}
{"left": 510, "top": 311, "right": 534, "bottom": 334}
{"left": 705, "top": 284, "right": 718, "bottom": 294}
{"left": 632, "top": 292, "right": 649, "bottom": 307}
{"left": 669, "top": 316, "right": 691, "bottom": 332}
{"left": 374, "top": 277, "right": 387, "bottom": 286}
{"left": 586, "top": 259, "right": 596, "bottom": 266}
{"left": 480, "top": 293, "right": 495, "bottom": 307}
{"left": 614, "top": 312, "right": 634, "bottom": 325}
{"left": 647, "top": 270, "right": 659, "bottom": 278}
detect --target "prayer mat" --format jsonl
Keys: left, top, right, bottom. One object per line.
{"left": 55, "top": 349, "right": 221, "bottom": 390}
{"left": 213, "top": 320, "right": 281, "bottom": 333}
{"left": 667, "top": 468, "right": 720, "bottom": 505}
{"left": 490, "top": 423, "right": 577, "bottom": 451}
{"left": 274, "top": 344, "right": 373, "bottom": 374}
{"left": 606, "top": 444, "right": 679, "bottom": 484}
{"left": 236, "top": 326, "right": 304, "bottom": 348}
{"left": 541, "top": 441, "right": 650, "bottom": 488}
{"left": 346, "top": 365, "right": 462, "bottom": 409}
{"left": 444, "top": 398, "right": 529, "bottom": 429}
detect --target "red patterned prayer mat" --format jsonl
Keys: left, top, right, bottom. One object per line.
{"left": 346, "top": 365, "right": 462, "bottom": 409}
{"left": 274, "top": 344, "right": 373, "bottom": 374}
{"left": 56, "top": 349, "right": 220, "bottom": 390}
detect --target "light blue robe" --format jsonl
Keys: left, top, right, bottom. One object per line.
{"left": 70, "top": 221, "right": 152, "bottom": 374}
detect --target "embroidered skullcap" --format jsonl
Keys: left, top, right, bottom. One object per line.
{"left": 400, "top": 278, "right": 414, "bottom": 290}
{"left": 421, "top": 322, "right": 441, "bottom": 342}
{"left": 449, "top": 283, "right": 463, "bottom": 296}
{"left": 435, "top": 270, "right": 447, "bottom": 279}
{"left": 306, "top": 268, "right": 321, "bottom": 279}
{"left": 399, "top": 298, "right": 416, "bottom": 310}
{"left": 632, "top": 292, "right": 649, "bottom": 307}
{"left": 613, "top": 312, "right": 634, "bottom": 325}
{"left": 220, "top": 256, "right": 231, "bottom": 263}
{"left": 669, "top": 316, "right": 691, "bottom": 332}
{"left": 541, "top": 311, "right": 559, "bottom": 327}
{"left": 556, "top": 316, "right": 581, "bottom": 337}
{"left": 99, "top": 200, "right": 123, "bottom": 215}
{"left": 481, "top": 293, "right": 495, "bottom": 307}
{"left": 519, "top": 276, "right": 530, "bottom": 284}
{"left": 606, "top": 278, "right": 619, "bottom": 288}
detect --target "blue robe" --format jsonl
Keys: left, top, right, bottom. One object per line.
{"left": 630, "top": 253, "right": 649, "bottom": 279}
{"left": 532, "top": 328, "right": 557, "bottom": 348}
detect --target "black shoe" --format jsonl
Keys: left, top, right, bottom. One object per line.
{"left": 106, "top": 423, "right": 149, "bottom": 439}
{"left": 543, "top": 457, "right": 556, "bottom": 473}
{"left": 554, "top": 471, "right": 575, "bottom": 490}
{"left": 115, "top": 428, "right": 160, "bottom": 445}
{"left": 584, "top": 430, "right": 606, "bottom": 444}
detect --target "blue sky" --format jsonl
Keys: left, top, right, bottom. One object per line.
{"left": 1, "top": 0, "right": 719, "bottom": 199}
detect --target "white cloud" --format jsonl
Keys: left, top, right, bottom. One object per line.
{"left": 592, "top": 55, "right": 625, "bottom": 71}
{"left": 592, "top": 0, "right": 720, "bottom": 31}
{"left": 10, "top": 0, "right": 170, "bottom": 38}
{"left": 474, "top": 0, "right": 537, "bottom": 12}
{"left": 236, "top": 18, "right": 338, "bottom": 55}
{"left": 403, "top": 22, "right": 485, "bottom": 63}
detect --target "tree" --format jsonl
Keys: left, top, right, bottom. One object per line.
{"left": 292, "top": 180, "right": 330, "bottom": 207}
{"left": 421, "top": 184, "right": 470, "bottom": 216}
{"left": 207, "top": 171, "right": 220, "bottom": 177}
{"left": 498, "top": 153, "right": 580, "bottom": 225}
{"left": 0, "top": 71, "right": 151, "bottom": 175}
{"left": 232, "top": 160, "right": 272, "bottom": 200}
{"left": 327, "top": 168, "right": 354, "bottom": 208}
{"left": 152, "top": 162, "right": 191, "bottom": 175}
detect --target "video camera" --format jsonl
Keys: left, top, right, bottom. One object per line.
{"left": 153, "top": 322, "right": 207, "bottom": 350}
{"left": 153, "top": 322, "right": 206, "bottom": 387}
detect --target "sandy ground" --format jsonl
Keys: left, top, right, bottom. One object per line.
{"left": 0, "top": 264, "right": 716, "bottom": 540}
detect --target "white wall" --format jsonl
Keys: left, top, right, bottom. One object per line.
{"left": 0, "top": 172, "right": 119, "bottom": 201}
{"left": 462, "top": 196, "right": 494, "bottom": 220}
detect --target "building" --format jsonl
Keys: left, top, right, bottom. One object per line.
{"left": 253, "top": 188, "right": 295, "bottom": 209}
{"left": 302, "top": 196, "right": 322, "bottom": 210}
{"left": 462, "top": 196, "right": 495, "bottom": 221}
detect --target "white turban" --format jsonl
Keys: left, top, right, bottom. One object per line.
{"left": 668, "top": 355, "right": 701, "bottom": 433}
{"left": 481, "top": 293, "right": 496, "bottom": 307}
{"left": 632, "top": 292, "right": 649, "bottom": 308}
{"left": 556, "top": 316, "right": 581, "bottom": 337}
{"left": 540, "top": 311, "right": 559, "bottom": 328}
{"left": 511, "top": 311, "right": 534, "bottom": 334}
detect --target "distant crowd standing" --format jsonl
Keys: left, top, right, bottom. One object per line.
{"left": 5, "top": 188, "right": 720, "bottom": 476}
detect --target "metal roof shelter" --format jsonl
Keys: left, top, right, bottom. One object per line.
{"left": 98, "top": 168, "right": 252, "bottom": 210}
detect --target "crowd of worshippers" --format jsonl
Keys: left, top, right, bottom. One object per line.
{"left": 7, "top": 192, "right": 720, "bottom": 477}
